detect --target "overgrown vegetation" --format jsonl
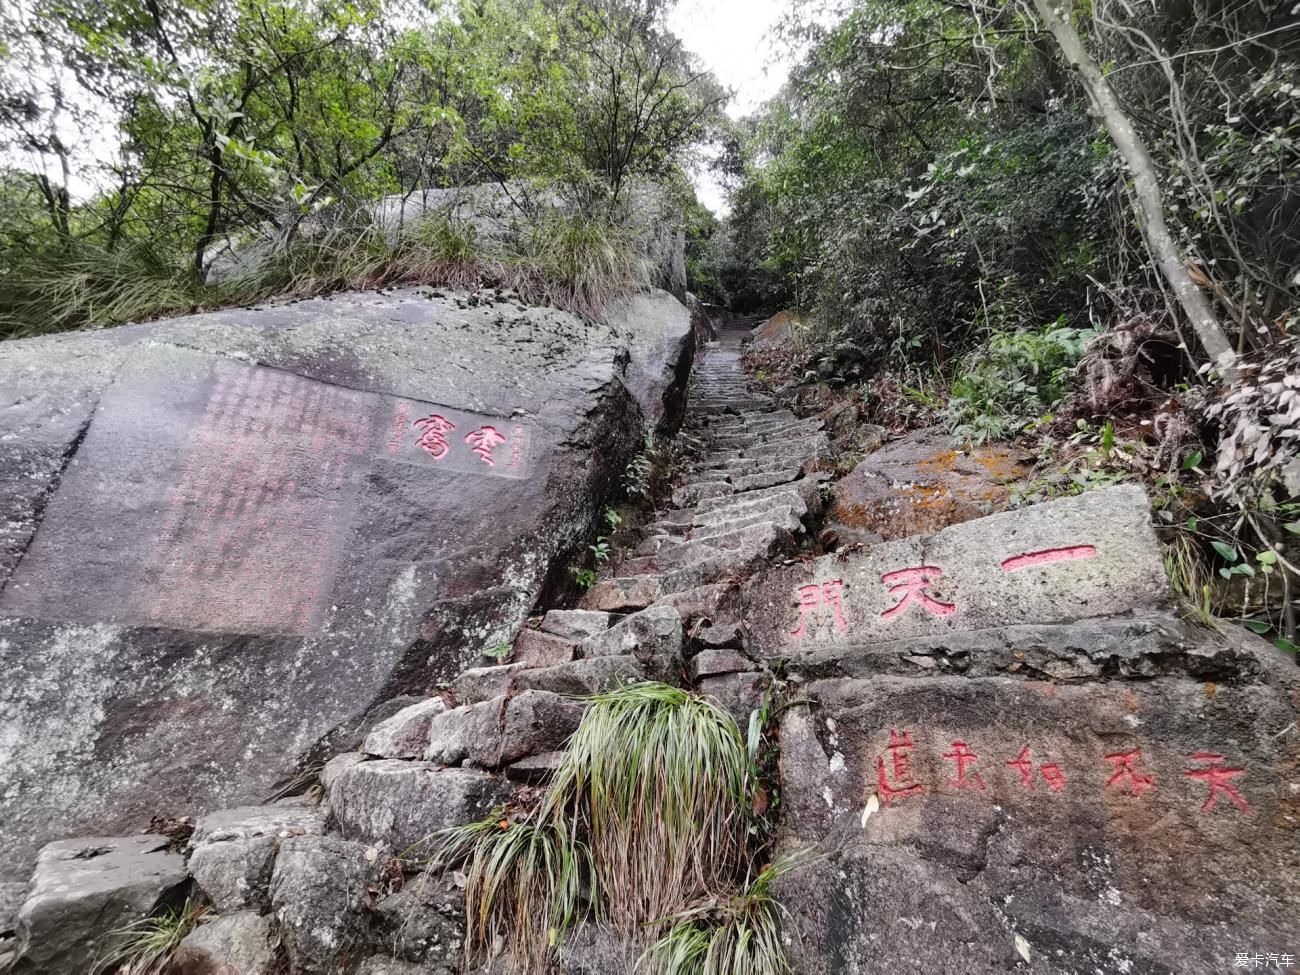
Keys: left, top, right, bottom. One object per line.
{"left": 707, "top": 0, "right": 1298, "bottom": 653}
{"left": 434, "top": 682, "right": 793, "bottom": 973}
{"left": 0, "top": 0, "right": 725, "bottom": 335}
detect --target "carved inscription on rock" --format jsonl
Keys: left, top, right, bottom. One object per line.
{"left": 140, "top": 361, "right": 374, "bottom": 634}
{"left": 0, "top": 351, "right": 537, "bottom": 635}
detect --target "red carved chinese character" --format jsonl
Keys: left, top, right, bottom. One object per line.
{"left": 414, "top": 414, "right": 456, "bottom": 460}
{"left": 1001, "top": 545, "right": 1098, "bottom": 573}
{"left": 465, "top": 425, "right": 508, "bottom": 466}
{"left": 876, "top": 729, "right": 924, "bottom": 805}
{"left": 789, "top": 580, "right": 849, "bottom": 639}
{"left": 1040, "top": 763, "right": 1066, "bottom": 792}
{"left": 1007, "top": 746, "right": 1035, "bottom": 788}
{"left": 1184, "top": 752, "right": 1249, "bottom": 815}
{"left": 1103, "top": 750, "right": 1156, "bottom": 797}
{"left": 880, "top": 566, "right": 956, "bottom": 620}
{"left": 1007, "top": 746, "right": 1067, "bottom": 792}
{"left": 943, "top": 740, "right": 984, "bottom": 791}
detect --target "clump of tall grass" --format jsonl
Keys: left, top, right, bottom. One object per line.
{"left": 97, "top": 899, "right": 206, "bottom": 974}
{"left": 436, "top": 813, "right": 594, "bottom": 972}
{"left": 523, "top": 212, "right": 650, "bottom": 316}
{"left": 642, "top": 855, "right": 812, "bottom": 975}
{"left": 1, "top": 203, "right": 649, "bottom": 340}
{"left": 543, "top": 682, "right": 749, "bottom": 930}
{"left": 435, "top": 681, "right": 789, "bottom": 975}
{"left": 0, "top": 241, "right": 204, "bottom": 340}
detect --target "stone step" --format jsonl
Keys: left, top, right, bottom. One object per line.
{"left": 688, "top": 504, "right": 805, "bottom": 541}
{"left": 695, "top": 471, "right": 829, "bottom": 515}
{"left": 731, "top": 467, "right": 803, "bottom": 492}
{"left": 540, "top": 609, "right": 617, "bottom": 640}
{"left": 617, "top": 522, "right": 789, "bottom": 580}
{"left": 740, "top": 434, "right": 830, "bottom": 460}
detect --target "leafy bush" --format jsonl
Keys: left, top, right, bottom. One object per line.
{"left": 944, "top": 321, "right": 1095, "bottom": 444}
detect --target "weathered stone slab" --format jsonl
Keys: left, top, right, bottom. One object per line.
{"left": 828, "top": 426, "right": 1029, "bottom": 542}
{"left": 171, "top": 911, "right": 277, "bottom": 975}
{"left": 0, "top": 351, "right": 537, "bottom": 635}
{"left": 373, "top": 874, "right": 464, "bottom": 968}
{"left": 270, "top": 835, "right": 382, "bottom": 973}
{"left": 327, "top": 761, "right": 509, "bottom": 853}
{"left": 187, "top": 804, "right": 325, "bottom": 912}
{"left": 774, "top": 670, "right": 1300, "bottom": 974}
{"left": 12, "top": 835, "right": 188, "bottom": 973}
{"left": 579, "top": 605, "right": 682, "bottom": 660}
{"left": 0, "top": 286, "right": 692, "bottom": 881}
{"left": 749, "top": 485, "right": 1169, "bottom": 654}
{"left": 363, "top": 699, "right": 449, "bottom": 760}
{"left": 539, "top": 609, "right": 615, "bottom": 641}
{"left": 512, "top": 628, "right": 578, "bottom": 667}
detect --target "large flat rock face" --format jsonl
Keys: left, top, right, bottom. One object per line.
{"left": 748, "top": 486, "right": 1300, "bottom": 973}
{"left": 0, "top": 287, "right": 691, "bottom": 881}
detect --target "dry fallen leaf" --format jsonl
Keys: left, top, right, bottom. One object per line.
{"left": 860, "top": 793, "right": 880, "bottom": 827}
{"left": 1014, "top": 933, "right": 1031, "bottom": 963}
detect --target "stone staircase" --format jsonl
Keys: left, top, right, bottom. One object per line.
{"left": 582, "top": 325, "right": 828, "bottom": 614}
{"left": 4, "top": 324, "right": 831, "bottom": 975}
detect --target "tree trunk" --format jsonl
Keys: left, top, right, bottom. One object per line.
{"left": 1030, "top": 0, "right": 1237, "bottom": 379}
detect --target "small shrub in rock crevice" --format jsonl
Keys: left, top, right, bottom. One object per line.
{"left": 433, "top": 681, "right": 794, "bottom": 974}
{"left": 98, "top": 900, "right": 207, "bottom": 975}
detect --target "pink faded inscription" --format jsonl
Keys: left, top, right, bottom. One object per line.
{"left": 1104, "top": 749, "right": 1157, "bottom": 797}
{"left": 1184, "top": 752, "right": 1250, "bottom": 814}
{"left": 790, "top": 580, "right": 849, "bottom": 639}
{"left": 465, "top": 425, "right": 508, "bottom": 466}
{"left": 871, "top": 735, "right": 1249, "bottom": 816}
{"left": 413, "top": 414, "right": 456, "bottom": 460}
{"left": 1001, "top": 545, "right": 1097, "bottom": 573}
{"left": 791, "top": 541, "right": 1103, "bottom": 638}
{"left": 880, "top": 566, "right": 956, "bottom": 620}
{"left": 876, "top": 729, "right": 925, "bottom": 805}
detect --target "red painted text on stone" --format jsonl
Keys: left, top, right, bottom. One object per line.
{"left": 1007, "top": 746, "right": 1067, "bottom": 792}
{"left": 1104, "top": 749, "right": 1156, "bottom": 797}
{"left": 790, "top": 579, "right": 849, "bottom": 639}
{"left": 1184, "top": 752, "right": 1249, "bottom": 815}
{"left": 1001, "top": 545, "right": 1098, "bottom": 573}
{"left": 465, "top": 425, "right": 508, "bottom": 466}
{"left": 943, "top": 740, "right": 985, "bottom": 791}
{"left": 880, "top": 566, "right": 956, "bottom": 620}
{"left": 876, "top": 728, "right": 925, "bottom": 805}
{"left": 414, "top": 414, "right": 456, "bottom": 460}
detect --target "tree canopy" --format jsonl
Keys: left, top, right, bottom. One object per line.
{"left": 0, "top": 0, "right": 726, "bottom": 333}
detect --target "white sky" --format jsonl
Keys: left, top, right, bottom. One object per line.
{"left": 667, "top": 0, "right": 794, "bottom": 214}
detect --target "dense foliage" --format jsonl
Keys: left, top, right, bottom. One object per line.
{"left": 0, "top": 0, "right": 725, "bottom": 334}
{"left": 717, "top": 0, "right": 1298, "bottom": 377}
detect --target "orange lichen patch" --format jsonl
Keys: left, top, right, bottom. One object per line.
{"left": 897, "top": 483, "right": 956, "bottom": 512}
{"left": 916, "top": 449, "right": 961, "bottom": 473}
{"left": 828, "top": 501, "right": 878, "bottom": 530}
{"left": 1204, "top": 682, "right": 1217, "bottom": 699}
{"left": 968, "top": 448, "right": 1028, "bottom": 481}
